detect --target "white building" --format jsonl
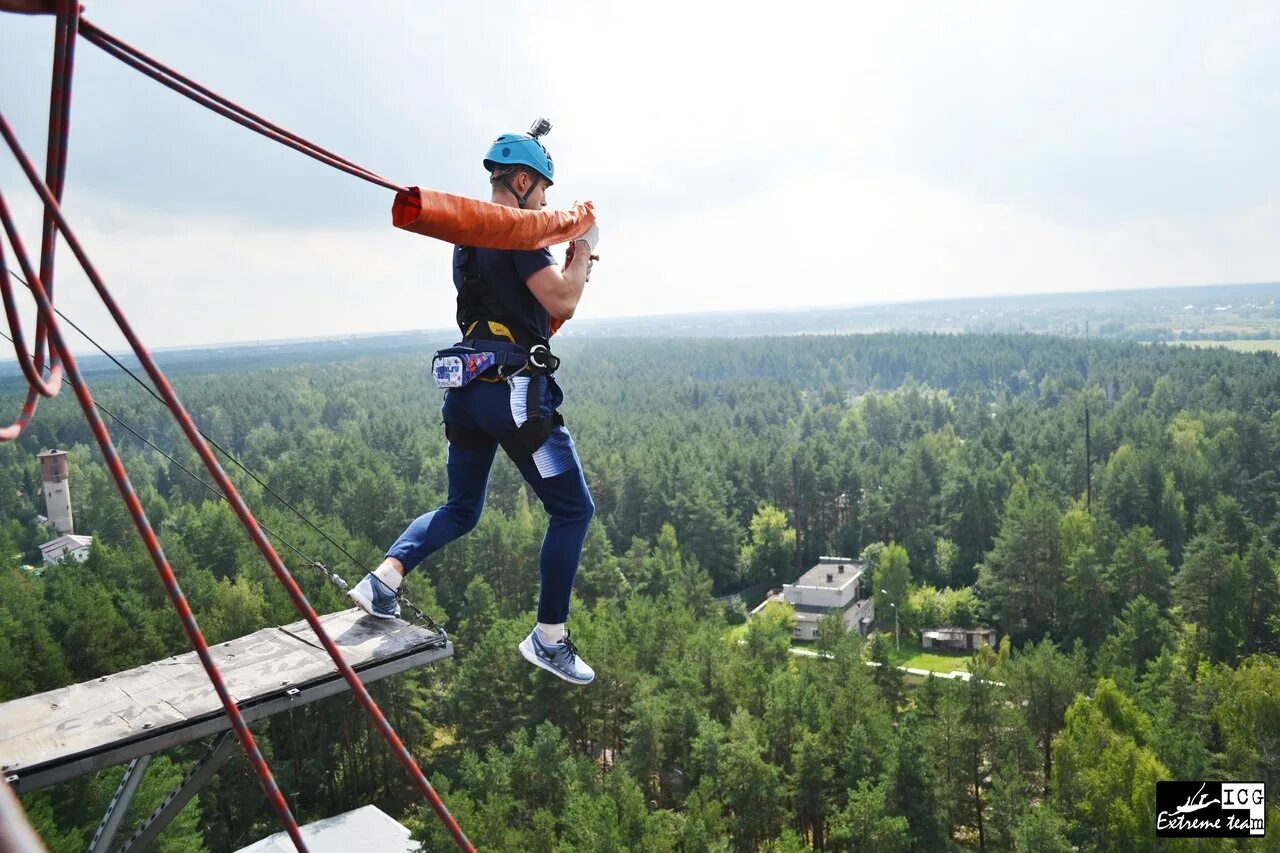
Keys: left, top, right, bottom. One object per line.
{"left": 921, "top": 627, "right": 997, "bottom": 652}
{"left": 40, "top": 533, "right": 93, "bottom": 566}
{"left": 752, "top": 556, "right": 875, "bottom": 641}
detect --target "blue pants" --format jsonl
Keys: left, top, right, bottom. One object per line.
{"left": 386, "top": 375, "right": 594, "bottom": 624}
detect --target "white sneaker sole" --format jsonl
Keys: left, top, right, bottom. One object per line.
{"left": 348, "top": 588, "right": 397, "bottom": 620}
{"left": 519, "top": 636, "right": 594, "bottom": 685}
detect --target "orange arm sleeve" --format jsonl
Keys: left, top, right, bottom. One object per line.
{"left": 393, "top": 187, "right": 596, "bottom": 250}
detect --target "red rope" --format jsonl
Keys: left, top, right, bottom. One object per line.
{"left": 0, "top": 210, "right": 49, "bottom": 438}
{"left": 0, "top": 7, "right": 311, "bottom": 847}
{"left": 3, "top": 15, "right": 474, "bottom": 849}
{"left": 79, "top": 20, "right": 405, "bottom": 194}
{"left": 0, "top": 180, "right": 310, "bottom": 853}
{"left": 40, "top": 0, "right": 78, "bottom": 292}
{"left": 0, "top": 120, "right": 474, "bottom": 850}
{"left": 0, "top": 0, "right": 80, "bottom": 419}
{"left": 0, "top": 204, "right": 60, "bottom": 396}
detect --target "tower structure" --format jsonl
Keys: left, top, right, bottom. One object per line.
{"left": 37, "top": 449, "right": 74, "bottom": 534}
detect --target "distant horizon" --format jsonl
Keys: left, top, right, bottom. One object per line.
{"left": 137, "top": 278, "right": 1280, "bottom": 354}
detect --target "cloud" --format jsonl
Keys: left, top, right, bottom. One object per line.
{"left": 878, "top": 1, "right": 1280, "bottom": 222}
{"left": 576, "top": 167, "right": 1280, "bottom": 321}
{"left": 1204, "top": 4, "right": 1280, "bottom": 88}
{"left": 2, "top": 1, "right": 1277, "bottom": 347}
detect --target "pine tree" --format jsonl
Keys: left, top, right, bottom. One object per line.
{"left": 1011, "top": 805, "right": 1073, "bottom": 853}
{"left": 869, "top": 632, "right": 905, "bottom": 714}
{"left": 976, "top": 482, "right": 1065, "bottom": 643}
{"left": 1107, "top": 526, "right": 1172, "bottom": 611}
{"left": 720, "top": 710, "right": 785, "bottom": 851}
{"left": 1154, "top": 474, "right": 1186, "bottom": 565}
{"left": 457, "top": 575, "right": 499, "bottom": 640}
{"left": 1004, "top": 639, "right": 1089, "bottom": 796}
{"left": 790, "top": 730, "right": 832, "bottom": 848}
{"left": 1175, "top": 530, "right": 1248, "bottom": 663}
{"left": 889, "top": 726, "right": 951, "bottom": 852}
{"left": 829, "top": 780, "right": 909, "bottom": 852}
{"left": 1095, "top": 596, "right": 1177, "bottom": 681}
{"left": 1240, "top": 541, "right": 1280, "bottom": 655}
{"left": 574, "top": 522, "right": 625, "bottom": 606}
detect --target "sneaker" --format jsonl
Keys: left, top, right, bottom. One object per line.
{"left": 348, "top": 572, "right": 401, "bottom": 620}
{"left": 519, "top": 628, "right": 595, "bottom": 685}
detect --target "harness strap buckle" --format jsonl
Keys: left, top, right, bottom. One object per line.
{"left": 528, "top": 343, "right": 559, "bottom": 374}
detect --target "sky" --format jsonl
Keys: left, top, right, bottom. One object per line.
{"left": 1, "top": 1, "right": 1279, "bottom": 349}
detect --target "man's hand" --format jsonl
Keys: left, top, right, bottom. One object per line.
{"left": 575, "top": 221, "right": 599, "bottom": 252}
{"left": 566, "top": 221, "right": 598, "bottom": 277}
{"left": 565, "top": 240, "right": 597, "bottom": 283}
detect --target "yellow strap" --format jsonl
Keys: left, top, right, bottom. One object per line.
{"left": 461, "top": 320, "right": 516, "bottom": 382}
{"left": 487, "top": 321, "right": 516, "bottom": 343}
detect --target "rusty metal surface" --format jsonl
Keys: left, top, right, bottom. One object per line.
{"left": 0, "top": 609, "right": 442, "bottom": 787}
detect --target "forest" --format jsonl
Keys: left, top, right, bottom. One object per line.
{"left": 0, "top": 331, "right": 1278, "bottom": 851}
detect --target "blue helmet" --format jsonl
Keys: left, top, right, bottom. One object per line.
{"left": 483, "top": 119, "right": 555, "bottom": 186}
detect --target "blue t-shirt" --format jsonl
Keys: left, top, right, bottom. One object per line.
{"left": 453, "top": 245, "right": 555, "bottom": 342}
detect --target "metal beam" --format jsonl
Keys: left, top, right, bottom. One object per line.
{"left": 9, "top": 640, "right": 452, "bottom": 794}
{"left": 86, "top": 754, "right": 151, "bottom": 853}
{"left": 117, "top": 733, "right": 236, "bottom": 853}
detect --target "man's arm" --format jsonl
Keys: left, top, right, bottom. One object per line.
{"left": 526, "top": 239, "right": 592, "bottom": 321}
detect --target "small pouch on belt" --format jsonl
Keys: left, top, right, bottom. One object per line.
{"left": 432, "top": 346, "right": 496, "bottom": 389}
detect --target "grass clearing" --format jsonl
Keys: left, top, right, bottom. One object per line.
{"left": 1175, "top": 339, "right": 1280, "bottom": 353}
{"left": 888, "top": 642, "right": 972, "bottom": 674}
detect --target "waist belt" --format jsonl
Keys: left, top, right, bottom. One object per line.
{"left": 438, "top": 336, "right": 563, "bottom": 459}
{"left": 459, "top": 337, "right": 560, "bottom": 376}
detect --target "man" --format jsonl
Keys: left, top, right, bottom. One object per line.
{"left": 350, "top": 120, "right": 599, "bottom": 686}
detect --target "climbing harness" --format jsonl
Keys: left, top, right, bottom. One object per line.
{"left": 440, "top": 335, "right": 564, "bottom": 459}
{"left": 439, "top": 262, "right": 566, "bottom": 461}
{"left": 437, "top": 234, "right": 568, "bottom": 457}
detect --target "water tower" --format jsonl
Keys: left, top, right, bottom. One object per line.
{"left": 37, "top": 449, "right": 74, "bottom": 534}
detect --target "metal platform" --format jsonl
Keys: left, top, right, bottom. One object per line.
{"left": 0, "top": 608, "right": 451, "bottom": 794}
